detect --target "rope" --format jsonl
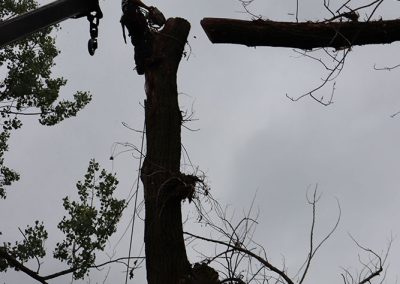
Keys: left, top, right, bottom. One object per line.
{"left": 125, "top": 117, "right": 146, "bottom": 284}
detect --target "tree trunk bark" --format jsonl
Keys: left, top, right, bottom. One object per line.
{"left": 201, "top": 18, "right": 400, "bottom": 49}
{"left": 140, "top": 17, "right": 191, "bottom": 284}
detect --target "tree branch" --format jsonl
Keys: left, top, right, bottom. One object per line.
{"left": 0, "top": 248, "right": 47, "bottom": 284}
{"left": 184, "top": 232, "right": 295, "bottom": 284}
{"left": 1, "top": 246, "right": 144, "bottom": 284}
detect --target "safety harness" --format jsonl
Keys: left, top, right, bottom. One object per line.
{"left": 120, "top": 6, "right": 166, "bottom": 44}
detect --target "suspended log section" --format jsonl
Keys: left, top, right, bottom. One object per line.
{"left": 201, "top": 18, "right": 400, "bottom": 49}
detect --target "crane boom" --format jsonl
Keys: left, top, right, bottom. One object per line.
{"left": 0, "top": 0, "right": 100, "bottom": 48}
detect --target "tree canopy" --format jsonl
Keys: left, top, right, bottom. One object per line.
{"left": 0, "top": 1, "right": 124, "bottom": 281}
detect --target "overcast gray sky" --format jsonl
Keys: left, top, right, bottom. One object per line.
{"left": 1, "top": 0, "right": 400, "bottom": 283}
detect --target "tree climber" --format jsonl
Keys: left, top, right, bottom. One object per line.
{"left": 121, "top": 0, "right": 165, "bottom": 74}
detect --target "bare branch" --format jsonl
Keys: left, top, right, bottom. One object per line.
{"left": 374, "top": 63, "right": 400, "bottom": 71}
{"left": 340, "top": 234, "right": 393, "bottom": 284}
{"left": 298, "top": 188, "right": 318, "bottom": 284}
{"left": 296, "top": 189, "right": 341, "bottom": 283}
{"left": 184, "top": 231, "right": 295, "bottom": 284}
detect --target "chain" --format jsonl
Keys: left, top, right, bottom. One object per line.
{"left": 87, "top": 6, "right": 102, "bottom": 56}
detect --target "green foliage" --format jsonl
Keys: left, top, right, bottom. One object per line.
{"left": 39, "top": 91, "right": 92, "bottom": 126}
{"left": 0, "top": 221, "right": 48, "bottom": 272}
{"left": 0, "top": 0, "right": 37, "bottom": 18}
{"left": 54, "top": 160, "right": 125, "bottom": 279}
{"left": 0, "top": 131, "right": 19, "bottom": 199}
{"left": 0, "top": 1, "right": 122, "bottom": 281}
{"left": 0, "top": 0, "right": 92, "bottom": 126}
{"left": 0, "top": 0, "right": 92, "bottom": 197}
{"left": 0, "top": 161, "right": 123, "bottom": 279}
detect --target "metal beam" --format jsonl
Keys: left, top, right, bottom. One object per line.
{"left": 0, "top": 0, "right": 96, "bottom": 48}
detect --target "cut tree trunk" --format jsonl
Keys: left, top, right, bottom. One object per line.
{"left": 140, "top": 17, "right": 191, "bottom": 284}
{"left": 201, "top": 18, "right": 400, "bottom": 49}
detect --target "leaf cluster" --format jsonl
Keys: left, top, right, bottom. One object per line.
{"left": 0, "top": 25, "right": 92, "bottom": 127}
{"left": 0, "top": 131, "right": 19, "bottom": 199}
{"left": 0, "top": 221, "right": 48, "bottom": 272}
{"left": 54, "top": 160, "right": 125, "bottom": 279}
{"left": 1, "top": 160, "right": 124, "bottom": 281}
{"left": 0, "top": 0, "right": 37, "bottom": 19}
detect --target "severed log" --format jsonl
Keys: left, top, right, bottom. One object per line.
{"left": 201, "top": 17, "right": 400, "bottom": 50}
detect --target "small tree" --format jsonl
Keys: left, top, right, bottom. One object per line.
{"left": 0, "top": 0, "right": 91, "bottom": 199}
{"left": 0, "top": 1, "right": 124, "bottom": 282}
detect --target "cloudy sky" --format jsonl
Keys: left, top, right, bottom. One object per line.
{"left": 1, "top": 0, "right": 400, "bottom": 283}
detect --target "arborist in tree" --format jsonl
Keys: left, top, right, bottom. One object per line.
{"left": 121, "top": 0, "right": 166, "bottom": 74}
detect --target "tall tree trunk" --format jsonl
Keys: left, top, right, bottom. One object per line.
{"left": 140, "top": 17, "right": 191, "bottom": 284}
